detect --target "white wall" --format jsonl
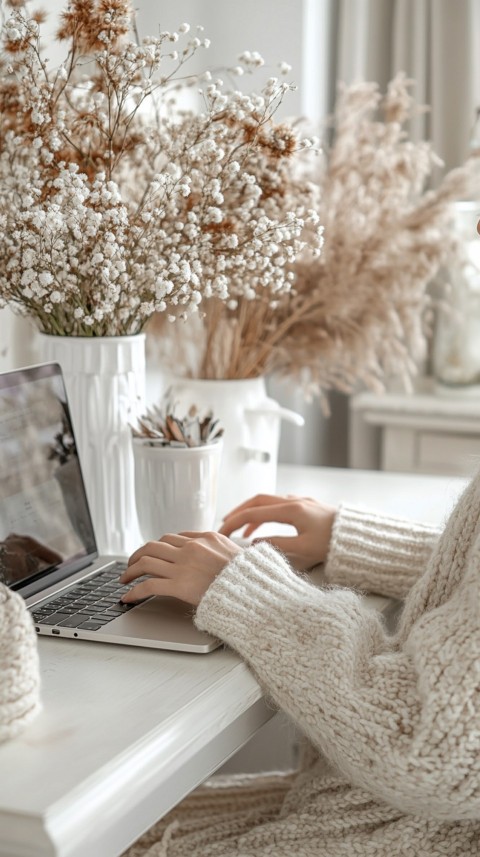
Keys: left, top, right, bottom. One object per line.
{"left": 138, "top": 0, "right": 305, "bottom": 117}
{"left": 0, "top": 311, "right": 36, "bottom": 373}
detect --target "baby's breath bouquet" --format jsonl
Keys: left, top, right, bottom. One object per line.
{"left": 0, "top": 0, "right": 323, "bottom": 337}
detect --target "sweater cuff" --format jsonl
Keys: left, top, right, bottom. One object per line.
{"left": 323, "top": 504, "right": 440, "bottom": 600}
{"left": 195, "top": 541, "right": 322, "bottom": 649}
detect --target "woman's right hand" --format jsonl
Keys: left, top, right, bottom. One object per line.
{"left": 219, "top": 494, "right": 337, "bottom": 570}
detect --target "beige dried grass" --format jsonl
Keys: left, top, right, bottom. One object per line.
{"left": 149, "top": 74, "right": 480, "bottom": 396}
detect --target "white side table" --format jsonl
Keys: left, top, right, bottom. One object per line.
{"left": 349, "top": 378, "right": 480, "bottom": 476}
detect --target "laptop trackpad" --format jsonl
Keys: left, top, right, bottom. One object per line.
{"left": 106, "top": 596, "right": 219, "bottom": 650}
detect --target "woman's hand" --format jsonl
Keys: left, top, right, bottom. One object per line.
{"left": 120, "top": 532, "right": 242, "bottom": 607}
{"left": 219, "top": 494, "right": 337, "bottom": 570}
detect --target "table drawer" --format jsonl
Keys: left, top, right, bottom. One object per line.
{"left": 382, "top": 426, "right": 480, "bottom": 476}
{"left": 417, "top": 432, "right": 480, "bottom": 476}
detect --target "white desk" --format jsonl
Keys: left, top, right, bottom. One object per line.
{"left": 0, "top": 466, "right": 467, "bottom": 857}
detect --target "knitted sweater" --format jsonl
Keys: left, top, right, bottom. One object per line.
{"left": 124, "top": 473, "right": 480, "bottom": 857}
{"left": 0, "top": 585, "right": 41, "bottom": 743}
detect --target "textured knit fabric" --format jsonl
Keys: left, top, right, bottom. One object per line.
{"left": 123, "top": 474, "right": 480, "bottom": 857}
{"left": 0, "top": 584, "right": 41, "bottom": 742}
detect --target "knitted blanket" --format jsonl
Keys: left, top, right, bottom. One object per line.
{"left": 0, "top": 584, "right": 41, "bottom": 743}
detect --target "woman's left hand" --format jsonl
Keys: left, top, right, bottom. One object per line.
{"left": 120, "top": 532, "right": 242, "bottom": 607}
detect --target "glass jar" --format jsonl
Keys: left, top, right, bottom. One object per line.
{"left": 432, "top": 200, "right": 480, "bottom": 392}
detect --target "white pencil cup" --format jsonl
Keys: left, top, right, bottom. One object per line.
{"left": 133, "top": 439, "right": 223, "bottom": 541}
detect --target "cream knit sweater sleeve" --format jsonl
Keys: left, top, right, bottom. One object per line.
{"left": 195, "top": 528, "right": 480, "bottom": 821}
{"left": 323, "top": 504, "right": 441, "bottom": 599}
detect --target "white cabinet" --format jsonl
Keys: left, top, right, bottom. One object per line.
{"left": 350, "top": 379, "right": 480, "bottom": 477}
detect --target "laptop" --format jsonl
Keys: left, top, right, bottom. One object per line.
{"left": 0, "top": 362, "right": 220, "bottom": 653}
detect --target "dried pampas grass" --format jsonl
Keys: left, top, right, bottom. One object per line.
{"left": 149, "top": 74, "right": 480, "bottom": 396}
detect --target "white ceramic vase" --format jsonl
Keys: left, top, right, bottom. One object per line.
{"left": 152, "top": 376, "right": 304, "bottom": 518}
{"left": 432, "top": 200, "right": 480, "bottom": 393}
{"left": 37, "top": 333, "right": 146, "bottom": 555}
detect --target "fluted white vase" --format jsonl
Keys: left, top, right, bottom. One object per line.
{"left": 37, "top": 333, "right": 145, "bottom": 555}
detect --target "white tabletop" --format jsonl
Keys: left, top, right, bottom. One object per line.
{"left": 277, "top": 464, "right": 466, "bottom": 526}
{"left": 0, "top": 466, "right": 468, "bottom": 857}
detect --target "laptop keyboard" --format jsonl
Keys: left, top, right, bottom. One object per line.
{"left": 30, "top": 564, "right": 147, "bottom": 632}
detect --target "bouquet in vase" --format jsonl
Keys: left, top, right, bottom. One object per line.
{"left": 0, "top": 0, "right": 323, "bottom": 337}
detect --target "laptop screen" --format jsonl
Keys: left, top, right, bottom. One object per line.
{"left": 0, "top": 363, "right": 97, "bottom": 592}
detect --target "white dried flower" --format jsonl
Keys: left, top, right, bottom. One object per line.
{"left": 38, "top": 272, "right": 54, "bottom": 286}
{"left": 0, "top": 4, "right": 323, "bottom": 339}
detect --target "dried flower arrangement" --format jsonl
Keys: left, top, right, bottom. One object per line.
{"left": 0, "top": 0, "right": 323, "bottom": 336}
{"left": 152, "top": 74, "right": 479, "bottom": 395}
{"left": 132, "top": 396, "right": 223, "bottom": 449}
